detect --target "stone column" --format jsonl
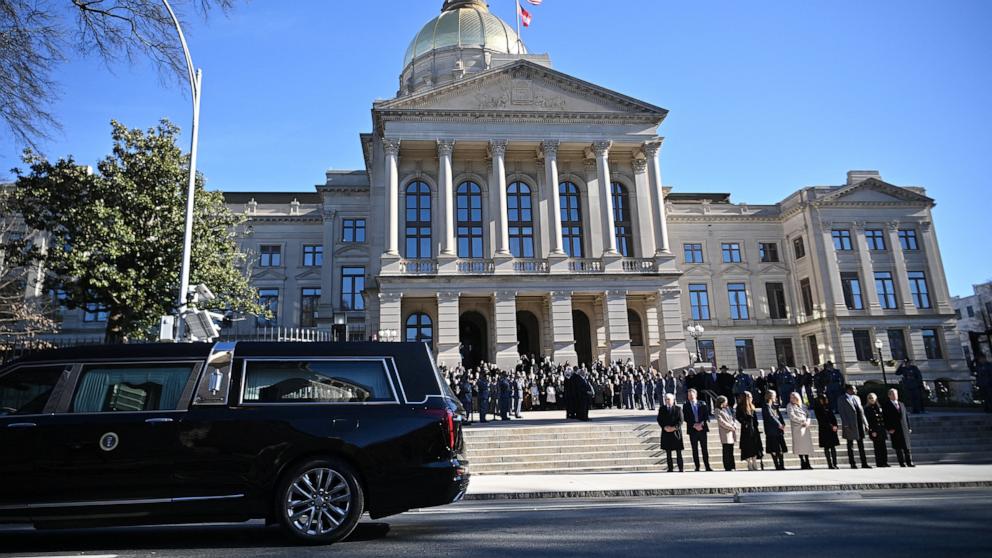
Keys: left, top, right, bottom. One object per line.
{"left": 644, "top": 293, "right": 662, "bottom": 369}
{"left": 919, "top": 220, "right": 955, "bottom": 314}
{"left": 548, "top": 291, "right": 578, "bottom": 364}
{"left": 383, "top": 138, "right": 401, "bottom": 257}
{"left": 632, "top": 157, "right": 656, "bottom": 257}
{"left": 657, "top": 282, "right": 689, "bottom": 371}
{"left": 436, "top": 291, "right": 461, "bottom": 368}
{"left": 817, "top": 220, "right": 847, "bottom": 312}
{"left": 493, "top": 290, "right": 519, "bottom": 369}
{"left": 438, "top": 139, "right": 456, "bottom": 257}
{"left": 643, "top": 139, "right": 671, "bottom": 255}
{"left": 543, "top": 140, "right": 565, "bottom": 256}
{"left": 583, "top": 158, "right": 603, "bottom": 258}
{"left": 491, "top": 140, "right": 511, "bottom": 257}
{"left": 887, "top": 221, "right": 916, "bottom": 313}
{"left": 593, "top": 140, "right": 618, "bottom": 255}
{"left": 317, "top": 209, "right": 337, "bottom": 326}
{"left": 854, "top": 222, "right": 881, "bottom": 312}
{"left": 604, "top": 289, "right": 634, "bottom": 363}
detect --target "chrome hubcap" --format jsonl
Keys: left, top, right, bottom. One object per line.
{"left": 286, "top": 467, "right": 351, "bottom": 536}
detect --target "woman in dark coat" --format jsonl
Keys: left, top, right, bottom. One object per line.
{"left": 762, "top": 390, "right": 788, "bottom": 470}
{"left": 813, "top": 394, "right": 840, "bottom": 469}
{"left": 865, "top": 393, "right": 889, "bottom": 467}
{"left": 736, "top": 392, "right": 763, "bottom": 470}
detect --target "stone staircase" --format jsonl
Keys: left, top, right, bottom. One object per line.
{"left": 464, "top": 413, "right": 992, "bottom": 475}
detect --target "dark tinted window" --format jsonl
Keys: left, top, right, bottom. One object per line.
{"left": 0, "top": 365, "right": 65, "bottom": 416}
{"left": 72, "top": 363, "right": 198, "bottom": 413}
{"left": 243, "top": 360, "right": 394, "bottom": 403}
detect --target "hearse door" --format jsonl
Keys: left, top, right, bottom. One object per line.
{"left": 33, "top": 361, "right": 201, "bottom": 511}
{"left": 0, "top": 364, "right": 70, "bottom": 516}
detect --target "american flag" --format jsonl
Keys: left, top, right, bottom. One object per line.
{"left": 526, "top": 0, "right": 542, "bottom": 5}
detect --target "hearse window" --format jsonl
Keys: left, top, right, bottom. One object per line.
{"left": 0, "top": 366, "right": 65, "bottom": 416}
{"left": 243, "top": 360, "right": 394, "bottom": 403}
{"left": 71, "top": 363, "right": 199, "bottom": 413}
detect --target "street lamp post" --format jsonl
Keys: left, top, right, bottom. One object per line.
{"left": 874, "top": 338, "right": 888, "bottom": 386}
{"left": 686, "top": 323, "right": 705, "bottom": 365}
{"left": 162, "top": 0, "right": 203, "bottom": 341}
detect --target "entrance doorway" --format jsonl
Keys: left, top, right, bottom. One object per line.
{"left": 516, "top": 311, "right": 540, "bottom": 358}
{"left": 572, "top": 310, "right": 593, "bottom": 368}
{"left": 459, "top": 311, "right": 488, "bottom": 369}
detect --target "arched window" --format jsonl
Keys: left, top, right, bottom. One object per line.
{"left": 456, "top": 181, "right": 483, "bottom": 258}
{"left": 405, "top": 181, "right": 431, "bottom": 258}
{"left": 507, "top": 182, "right": 534, "bottom": 258}
{"left": 559, "top": 181, "right": 583, "bottom": 257}
{"left": 611, "top": 182, "right": 632, "bottom": 257}
{"left": 627, "top": 309, "right": 644, "bottom": 347}
{"left": 405, "top": 312, "right": 433, "bottom": 343}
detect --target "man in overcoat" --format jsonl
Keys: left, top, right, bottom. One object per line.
{"left": 477, "top": 373, "right": 491, "bottom": 423}
{"left": 657, "top": 393, "right": 685, "bottom": 472}
{"left": 883, "top": 388, "right": 914, "bottom": 467}
{"left": 838, "top": 384, "right": 872, "bottom": 469}
{"left": 896, "top": 358, "right": 926, "bottom": 414}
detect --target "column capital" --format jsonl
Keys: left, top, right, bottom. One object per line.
{"left": 437, "top": 139, "right": 455, "bottom": 157}
{"left": 919, "top": 220, "right": 932, "bottom": 232}
{"left": 489, "top": 139, "right": 508, "bottom": 158}
{"left": 379, "top": 291, "right": 402, "bottom": 304}
{"left": 383, "top": 137, "right": 401, "bottom": 156}
{"left": 642, "top": 138, "right": 664, "bottom": 157}
{"left": 592, "top": 140, "right": 612, "bottom": 157}
{"left": 541, "top": 139, "right": 560, "bottom": 158}
{"left": 632, "top": 157, "right": 648, "bottom": 175}
{"left": 886, "top": 220, "right": 900, "bottom": 231}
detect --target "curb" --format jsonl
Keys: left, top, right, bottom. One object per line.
{"left": 463, "top": 480, "right": 992, "bottom": 501}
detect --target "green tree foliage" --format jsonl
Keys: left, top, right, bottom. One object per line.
{"left": 11, "top": 119, "right": 259, "bottom": 342}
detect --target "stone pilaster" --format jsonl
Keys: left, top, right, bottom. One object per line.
{"left": 542, "top": 140, "right": 565, "bottom": 256}
{"left": 593, "top": 140, "right": 618, "bottom": 256}
{"left": 643, "top": 139, "right": 671, "bottom": 255}
{"left": 493, "top": 290, "right": 519, "bottom": 369}
{"left": 548, "top": 291, "right": 578, "bottom": 365}
{"left": 644, "top": 293, "right": 662, "bottom": 369}
{"left": 854, "top": 222, "right": 882, "bottom": 312}
{"left": 604, "top": 289, "right": 634, "bottom": 364}
{"left": 438, "top": 139, "right": 456, "bottom": 257}
{"left": 436, "top": 291, "right": 461, "bottom": 368}
{"left": 818, "top": 219, "right": 848, "bottom": 313}
{"left": 887, "top": 221, "right": 916, "bottom": 313}
{"left": 919, "top": 220, "right": 955, "bottom": 314}
{"left": 657, "top": 284, "right": 689, "bottom": 371}
{"left": 632, "top": 156, "right": 656, "bottom": 257}
{"left": 317, "top": 208, "right": 337, "bottom": 326}
{"left": 378, "top": 291, "right": 402, "bottom": 340}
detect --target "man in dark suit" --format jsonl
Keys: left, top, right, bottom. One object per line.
{"left": 683, "top": 388, "right": 712, "bottom": 471}
{"left": 497, "top": 373, "right": 512, "bottom": 421}
{"left": 477, "top": 373, "right": 491, "bottom": 423}
{"left": 882, "top": 388, "right": 915, "bottom": 467}
{"left": 896, "top": 359, "right": 926, "bottom": 414}
{"left": 657, "top": 393, "right": 684, "bottom": 472}
{"left": 838, "top": 384, "right": 871, "bottom": 469}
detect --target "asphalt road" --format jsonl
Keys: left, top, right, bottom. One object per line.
{"left": 1, "top": 489, "right": 989, "bottom": 557}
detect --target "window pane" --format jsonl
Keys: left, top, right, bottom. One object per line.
{"left": 0, "top": 366, "right": 65, "bottom": 416}
{"left": 243, "top": 360, "right": 393, "bottom": 403}
{"left": 71, "top": 363, "right": 197, "bottom": 413}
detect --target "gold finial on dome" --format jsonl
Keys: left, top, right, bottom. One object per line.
{"left": 441, "top": 0, "right": 489, "bottom": 12}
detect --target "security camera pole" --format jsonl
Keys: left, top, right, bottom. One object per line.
{"left": 163, "top": 0, "right": 203, "bottom": 341}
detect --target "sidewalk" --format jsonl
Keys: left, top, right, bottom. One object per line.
{"left": 464, "top": 464, "right": 992, "bottom": 500}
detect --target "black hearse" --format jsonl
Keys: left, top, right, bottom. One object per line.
{"left": 0, "top": 341, "right": 469, "bottom": 544}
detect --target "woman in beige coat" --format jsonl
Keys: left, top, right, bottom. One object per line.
{"left": 715, "top": 395, "right": 739, "bottom": 471}
{"left": 787, "top": 392, "right": 814, "bottom": 469}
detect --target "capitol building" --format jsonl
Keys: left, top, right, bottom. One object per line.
{"left": 55, "top": 1, "right": 969, "bottom": 396}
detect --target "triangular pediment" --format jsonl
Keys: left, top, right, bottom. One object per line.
{"left": 818, "top": 178, "right": 933, "bottom": 205}
{"left": 376, "top": 60, "right": 667, "bottom": 119}
{"left": 295, "top": 268, "right": 322, "bottom": 281}
{"left": 334, "top": 243, "right": 369, "bottom": 257}
{"left": 681, "top": 264, "right": 710, "bottom": 276}
{"left": 252, "top": 268, "right": 287, "bottom": 281}
{"left": 719, "top": 263, "right": 751, "bottom": 276}
{"left": 758, "top": 262, "right": 791, "bottom": 275}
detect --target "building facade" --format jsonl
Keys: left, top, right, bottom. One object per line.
{"left": 42, "top": 1, "right": 970, "bottom": 397}
{"left": 952, "top": 281, "right": 992, "bottom": 363}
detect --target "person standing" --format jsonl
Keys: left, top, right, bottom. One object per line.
{"left": 883, "top": 388, "right": 915, "bottom": 467}
{"left": 838, "top": 384, "right": 871, "bottom": 469}
{"left": 733, "top": 369, "right": 753, "bottom": 407}
{"left": 895, "top": 358, "right": 926, "bottom": 414}
{"left": 824, "top": 361, "right": 845, "bottom": 413}
{"left": 621, "top": 375, "right": 634, "bottom": 410}
{"left": 736, "top": 392, "right": 763, "bottom": 471}
{"left": 676, "top": 371, "right": 688, "bottom": 403}
{"left": 657, "top": 393, "right": 684, "bottom": 472}
{"left": 774, "top": 364, "right": 796, "bottom": 406}
{"left": 976, "top": 354, "right": 992, "bottom": 413}
{"left": 787, "top": 392, "right": 814, "bottom": 469}
{"left": 684, "top": 388, "right": 713, "bottom": 471}
{"left": 865, "top": 392, "right": 890, "bottom": 467}
{"left": 576, "top": 370, "right": 593, "bottom": 421}
{"left": 762, "top": 391, "right": 788, "bottom": 470}
{"left": 646, "top": 374, "right": 657, "bottom": 411}
{"left": 512, "top": 373, "right": 524, "bottom": 418}
{"left": 715, "top": 395, "right": 738, "bottom": 471}
{"left": 477, "top": 373, "right": 491, "bottom": 423}
{"left": 459, "top": 374, "right": 474, "bottom": 425}
{"left": 813, "top": 394, "right": 840, "bottom": 469}
{"left": 634, "top": 375, "right": 645, "bottom": 410}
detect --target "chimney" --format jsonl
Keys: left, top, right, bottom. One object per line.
{"left": 847, "top": 170, "right": 880, "bottom": 185}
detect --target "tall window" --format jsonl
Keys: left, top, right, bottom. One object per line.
{"left": 908, "top": 271, "right": 931, "bottom": 309}
{"left": 793, "top": 236, "right": 806, "bottom": 259}
{"left": 853, "top": 330, "right": 873, "bottom": 361}
{"left": 688, "top": 284, "right": 710, "bottom": 320}
{"left": 83, "top": 303, "right": 108, "bottom": 323}
{"left": 887, "top": 329, "right": 908, "bottom": 361}
{"left": 921, "top": 328, "right": 943, "bottom": 359}
{"left": 865, "top": 229, "right": 886, "bottom": 250}
{"left": 721, "top": 242, "right": 742, "bottom": 263}
{"left": 302, "top": 244, "right": 323, "bottom": 267}
{"left": 627, "top": 310, "right": 644, "bottom": 346}
{"left": 832, "top": 229, "right": 853, "bottom": 251}
{"left": 259, "top": 245, "right": 281, "bottom": 267}
{"left": 875, "top": 271, "right": 898, "bottom": 309}
{"left": 508, "top": 182, "right": 535, "bottom": 258}
{"left": 898, "top": 229, "right": 919, "bottom": 251}
{"left": 300, "top": 287, "right": 321, "bottom": 327}
{"left": 727, "top": 283, "right": 749, "bottom": 320}
{"left": 257, "top": 288, "right": 279, "bottom": 327}
{"left": 759, "top": 242, "right": 779, "bottom": 263}
{"left": 405, "top": 181, "right": 432, "bottom": 259}
{"left": 807, "top": 335, "right": 820, "bottom": 366}
{"left": 405, "top": 312, "right": 433, "bottom": 343}
{"left": 735, "top": 339, "right": 756, "bottom": 369}
{"left": 840, "top": 272, "right": 864, "bottom": 310}
{"left": 457, "top": 182, "right": 483, "bottom": 258}
{"left": 698, "top": 339, "right": 717, "bottom": 367}
{"left": 766, "top": 282, "right": 788, "bottom": 319}
{"left": 560, "top": 182, "right": 583, "bottom": 257}
{"left": 684, "top": 243, "right": 704, "bottom": 263}
{"left": 800, "top": 278, "right": 814, "bottom": 316}
{"left": 611, "top": 182, "right": 632, "bottom": 257}
{"left": 774, "top": 338, "right": 796, "bottom": 367}
{"left": 341, "top": 267, "right": 365, "bottom": 311}
{"left": 342, "top": 219, "right": 366, "bottom": 243}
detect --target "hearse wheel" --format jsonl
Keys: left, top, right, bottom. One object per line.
{"left": 276, "top": 457, "right": 364, "bottom": 544}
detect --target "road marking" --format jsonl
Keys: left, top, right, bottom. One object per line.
{"left": 10, "top": 555, "right": 119, "bottom": 558}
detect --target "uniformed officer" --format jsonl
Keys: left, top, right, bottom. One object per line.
{"left": 895, "top": 358, "right": 925, "bottom": 414}
{"left": 824, "top": 361, "right": 845, "bottom": 413}
{"left": 497, "top": 373, "right": 512, "bottom": 420}
{"left": 477, "top": 373, "right": 491, "bottom": 422}
{"left": 458, "top": 374, "right": 474, "bottom": 424}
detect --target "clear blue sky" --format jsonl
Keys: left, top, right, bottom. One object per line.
{"left": 1, "top": 0, "right": 990, "bottom": 296}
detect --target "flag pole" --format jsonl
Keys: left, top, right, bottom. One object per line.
{"left": 515, "top": 0, "right": 522, "bottom": 51}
